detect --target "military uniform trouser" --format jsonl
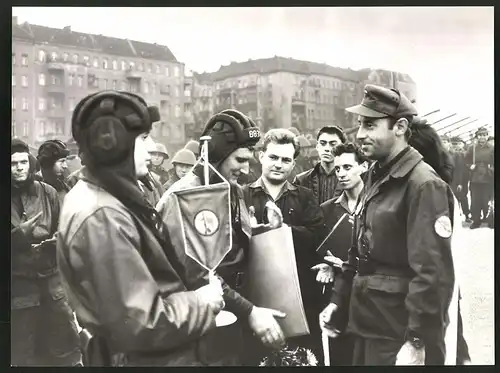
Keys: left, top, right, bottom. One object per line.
{"left": 470, "top": 183, "right": 492, "bottom": 222}
{"left": 11, "top": 286, "right": 82, "bottom": 366}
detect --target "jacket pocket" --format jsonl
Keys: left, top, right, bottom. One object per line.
{"left": 366, "top": 274, "right": 409, "bottom": 294}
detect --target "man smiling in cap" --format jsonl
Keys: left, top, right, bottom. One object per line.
{"left": 320, "top": 85, "right": 455, "bottom": 366}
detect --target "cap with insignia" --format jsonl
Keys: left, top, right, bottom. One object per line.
{"left": 345, "top": 84, "right": 418, "bottom": 119}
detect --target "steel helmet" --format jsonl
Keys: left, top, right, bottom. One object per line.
{"left": 171, "top": 148, "right": 196, "bottom": 166}
{"left": 151, "top": 142, "right": 169, "bottom": 159}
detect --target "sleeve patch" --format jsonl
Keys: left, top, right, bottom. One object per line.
{"left": 434, "top": 215, "right": 452, "bottom": 239}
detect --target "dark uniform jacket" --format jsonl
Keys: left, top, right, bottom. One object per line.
{"left": 294, "top": 162, "right": 343, "bottom": 204}
{"left": 242, "top": 178, "right": 325, "bottom": 330}
{"left": 151, "top": 165, "right": 170, "bottom": 185}
{"left": 11, "top": 180, "right": 62, "bottom": 309}
{"left": 331, "top": 147, "right": 455, "bottom": 350}
{"left": 465, "top": 142, "right": 494, "bottom": 184}
{"left": 57, "top": 170, "right": 218, "bottom": 366}
{"left": 162, "top": 169, "right": 180, "bottom": 191}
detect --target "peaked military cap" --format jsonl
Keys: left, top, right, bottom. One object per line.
{"left": 345, "top": 84, "right": 418, "bottom": 119}
{"left": 475, "top": 126, "right": 489, "bottom": 136}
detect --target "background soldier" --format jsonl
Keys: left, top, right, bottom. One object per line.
{"left": 11, "top": 139, "right": 82, "bottom": 366}
{"left": 37, "top": 140, "right": 72, "bottom": 204}
{"left": 465, "top": 127, "right": 494, "bottom": 229}
{"left": 320, "top": 85, "right": 455, "bottom": 365}
{"left": 449, "top": 136, "right": 471, "bottom": 222}
{"left": 294, "top": 126, "right": 347, "bottom": 204}
{"left": 163, "top": 148, "right": 196, "bottom": 191}
{"left": 149, "top": 142, "right": 170, "bottom": 184}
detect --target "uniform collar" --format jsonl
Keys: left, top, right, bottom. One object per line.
{"left": 249, "top": 177, "right": 297, "bottom": 192}
{"left": 372, "top": 146, "right": 423, "bottom": 180}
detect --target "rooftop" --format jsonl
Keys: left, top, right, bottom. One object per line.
{"left": 12, "top": 18, "right": 178, "bottom": 63}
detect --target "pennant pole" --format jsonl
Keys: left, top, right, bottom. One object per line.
{"left": 200, "top": 135, "right": 211, "bottom": 187}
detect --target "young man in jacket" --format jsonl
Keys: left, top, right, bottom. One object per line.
{"left": 11, "top": 139, "right": 82, "bottom": 366}
{"left": 294, "top": 126, "right": 347, "bottom": 204}
{"left": 450, "top": 136, "right": 471, "bottom": 222}
{"left": 156, "top": 109, "right": 286, "bottom": 365}
{"left": 320, "top": 85, "right": 455, "bottom": 366}
{"left": 57, "top": 90, "right": 225, "bottom": 366}
{"left": 242, "top": 128, "right": 325, "bottom": 364}
{"left": 37, "top": 140, "right": 72, "bottom": 204}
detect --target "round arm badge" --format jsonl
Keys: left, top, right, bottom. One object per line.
{"left": 434, "top": 215, "right": 452, "bottom": 239}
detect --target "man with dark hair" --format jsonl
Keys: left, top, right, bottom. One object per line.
{"left": 314, "top": 142, "right": 368, "bottom": 365}
{"left": 157, "top": 110, "right": 286, "bottom": 365}
{"left": 242, "top": 128, "right": 325, "bottom": 364}
{"left": 11, "top": 139, "right": 82, "bottom": 366}
{"left": 320, "top": 84, "right": 455, "bottom": 366}
{"left": 294, "top": 126, "right": 347, "bottom": 204}
{"left": 465, "top": 126, "right": 494, "bottom": 229}
{"left": 37, "top": 140, "right": 72, "bottom": 204}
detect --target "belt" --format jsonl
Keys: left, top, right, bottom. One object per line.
{"left": 358, "top": 259, "right": 413, "bottom": 278}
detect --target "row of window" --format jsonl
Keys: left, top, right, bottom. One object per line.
{"left": 11, "top": 96, "right": 30, "bottom": 111}
{"left": 12, "top": 53, "right": 29, "bottom": 67}
{"left": 307, "top": 107, "right": 336, "bottom": 120}
{"left": 11, "top": 120, "right": 29, "bottom": 138}
{"left": 12, "top": 119, "right": 68, "bottom": 138}
{"left": 35, "top": 49, "right": 181, "bottom": 77}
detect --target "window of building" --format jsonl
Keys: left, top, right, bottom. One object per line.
{"left": 50, "top": 75, "right": 58, "bottom": 85}
{"left": 144, "top": 82, "right": 149, "bottom": 94}
{"left": 184, "top": 89, "right": 191, "bottom": 97}
{"left": 147, "top": 64, "right": 152, "bottom": 73}
{"left": 103, "top": 59, "right": 108, "bottom": 69}
{"left": 56, "top": 121, "right": 64, "bottom": 135}
{"left": 23, "top": 121, "right": 29, "bottom": 137}
{"left": 155, "top": 64, "right": 160, "bottom": 74}
{"left": 12, "top": 53, "right": 16, "bottom": 65}
{"left": 12, "top": 74, "right": 16, "bottom": 86}
{"left": 21, "top": 54, "right": 28, "bottom": 66}
{"left": 50, "top": 51, "right": 58, "bottom": 61}
{"left": 120, "top": 81, "right": 127, "bottom": 90}
{"left": 63, "top": 53, "right": 69, "bottom": 62}
{"left": 129, "top": 61, "right": 135, "bottom": 70}
{"left": 38, "top": 98, "right": 46, "bottom": 111}
{"left": 174, "top": 86, "right": 179, "bottom": 97}
{"left": 138, "top": 63, "right": 144, "bottom": 72}
{"left": 93, "top": 57, "right": 99, "bottom": 68}
{"left": 83, "top": 55, "right": 90, "bottom": 65}
{"left": 12, "top": 96, "right": 16, "bottom": 110}
{"left": 68, "top": 97, "right": 75, "bottom": 111}
{"left": 102, "top": 79, "right": 108, "bottom": 89}
{"left": 77, "top": 75, "right": 84, "bottom": 87}
{"left": 112, "top": 80, "right": 117, "bottom": 90}
{"left": 165, "top": 66, "right": 170, "bottom": 76}
{"left": 174, "top": 105, "right": 181, "bottom": 118}
{"left": 112, "top": 60, "right": 118, "bottom": 70}
{"left": 72, "top": 54, "right": 79, "bottom": 64}
{"left": 38, "top": 50, "right": 46, "bottom": 62}
{"left": 152, "top": 82, "right": 157, "bottom": 95}
{"left": 12, "top": 120, "right": 16, "bottom": 137}
{"left": 22, "top": 98, "right": 29, "bottom": 111}
{"left": 92, "top": 77, "right": 100, "bottom": 88}
{"left": 174, "top": 66, "right": 180, "bottom": 77}
{"left": 121, "top": 61, "right": 127, "bottom": 71}
{"left": 38, "top": 73, "right": 46, "bottom": 86}
{"left": 39, "top": 120, "right": 45, "bottom": 136}
{"left": 68, "top": 74, "right": 74, "bottom": 86}
{"left": 130, "top": 83, "right": 138, "bottom": 93}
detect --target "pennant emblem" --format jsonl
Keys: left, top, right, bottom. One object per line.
{"left": 194, "top": 210, "right": 219, "bottom": 236}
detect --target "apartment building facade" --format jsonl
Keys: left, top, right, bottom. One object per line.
{"left": 11, "top": 17, "right": 186, "bottom": 152}
{"left": 186, "top": 57, "right": 417, "bottom": 139}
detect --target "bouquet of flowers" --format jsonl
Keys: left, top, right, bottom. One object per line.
{"left": 259, "top": 345, "right": 318, "bottom": 367}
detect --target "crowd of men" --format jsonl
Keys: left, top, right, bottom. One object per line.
{"left": 11, "top": 85, "right": 493, "bottom": 366}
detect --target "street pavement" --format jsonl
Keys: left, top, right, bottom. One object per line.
{"left": 456, "top": 221, "right": 494, "bottom": 365}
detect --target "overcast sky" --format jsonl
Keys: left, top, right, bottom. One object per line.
{"left": 12, "top": 7, "right": 494, "bottom": 136}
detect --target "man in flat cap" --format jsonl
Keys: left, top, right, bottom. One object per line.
{"left": 465, "top": 126, "right": 494, "bottom": 229}
{"left": 320, "top": 85, "right": 455, "bottom": 366}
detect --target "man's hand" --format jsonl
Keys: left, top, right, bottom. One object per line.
{"left": 319, "top": 303, "right": 341, "bottom": 339}
{"left": 195, "top": 282, "right": 225, "bottom": 315}
{"left": 395, "top": 341, "right": 425, "bottom": 365}
{"left": 248, "top": 306, "right": 286, "bottom": 349}
{"left": 311, "top": 263, "right": 334, "bottom": 283}
{"left": 470, "top": 164, "right": 476, "bottom": 171}
{"left": 323, "top": 253, "right": 344, "bottom": 268}
{"left": 19, "top": 212, "right": 42, "bottom": 236}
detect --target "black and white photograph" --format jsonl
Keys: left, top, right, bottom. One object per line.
{"left": 10, "top": 6, "right": 494, "bottom": 367}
